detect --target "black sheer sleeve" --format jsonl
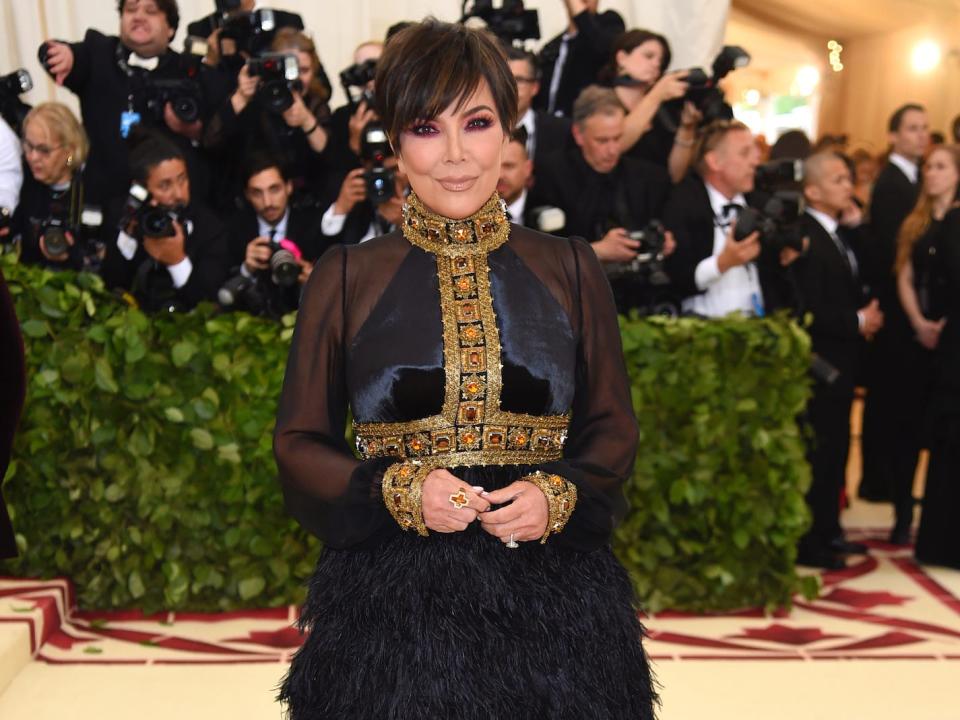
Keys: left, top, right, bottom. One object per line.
{"left": 273, "top": 243, "right": 401, "bottom": 550}
{"left": 531, "top": 237, "right": 638, "bottom": 551}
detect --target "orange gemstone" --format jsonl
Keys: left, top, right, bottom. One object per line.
{"left": 489, "top": 433, "right": 503, "bottom": 445}
{"left": 464, "top": 407, "right": 478, "bottom": 421}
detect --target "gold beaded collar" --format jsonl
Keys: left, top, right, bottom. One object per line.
{"left": 401, "top": 191, "right": 510, "bottom": 257}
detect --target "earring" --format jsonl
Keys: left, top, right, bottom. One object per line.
{"left": 66, "top": 155, "right": 74, "bottom": 167}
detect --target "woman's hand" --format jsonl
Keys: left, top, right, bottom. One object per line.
{"left": 282, "top": 91, "right": 312, "bottom": 130}
{"left": 914, "top": 316, "right": 946, "bottom": 350}
{"left": 679, "top": 100, "right": 702, "bottom": 129}
{"left": 652, "top": 70, "right": 689, "bottom": 103}
{"left": 231, "top": 64, "right": 258, "bottom": 114}
{"left": 478, "top": 480, "right": 548, "bottom": 544}
{"left": 421, "top": 469, "right": 491, "bottom": 533}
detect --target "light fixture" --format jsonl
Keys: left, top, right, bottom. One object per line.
{"left": 744, "top": 89, "right": 761, "bottom": 106}
{"left": 794, "top": 65, "right": 820, "bottom": 96}
{"left": 828, "top": 40, "right": 844, "bottom": 72}
{"left": 911, "top": 39, "right": 941, "bottom": 73}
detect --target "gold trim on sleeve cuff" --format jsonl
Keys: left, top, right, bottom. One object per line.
{"left": 525, "top": 471, "right": 577, "bottom": 544}
{"left": 382, "top": 462, "right": 430, "bottom": 537}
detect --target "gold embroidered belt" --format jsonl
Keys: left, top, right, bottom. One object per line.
{"left": 353, "top": 417, "right": 569, "bottom": 468}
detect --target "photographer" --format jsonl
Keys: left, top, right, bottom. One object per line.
{"left": 321, "top": 41, "right": 383, "bottom": 175}
{"left": 497, "top": 128, "right": 535, "bottom": 227}
{"left": 528, "top": 86, "right": 670, "bottom": 261}
{"left": 598, "top": 29, "right": 700, "bottom": 182}
{"left": 186, "top": 0, "right": 304, "bottom": 67}
{"left": 40, "top": 0, "right": 228, "bottom": 206}
{"left": 505, "top": 48, "right": 572, "bottom": 174}
{"left": 204, "top": 28, "right": 330, "bottom": 209}
{"left": 0, "top": 116, "right": 21, "bottom": 232}
{"left": 221, "top": 154, "right": 327, "bottom": 317}
{"left": 663, "top": 120, "right": 774, "bottom": 317}
{"left": 9, "top": 104, "right": 101, "bottom": 271}
{"left": 101, "top": 132, "right": 227, "bottom": 312}
{"left": 320, "top": 123, "right": 408, "bottom": 245}
{"left": 534, "top": 0, "right": 625, "bottom": 118}
{"left": 793, "top": 152, "right": 883, "bottom": 569}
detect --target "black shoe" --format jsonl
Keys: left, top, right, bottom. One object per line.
{"left": 797, "top": 548, "right": 847, "bottom": 570}
{"left": 830, "top": 539, "right": 869, "bottom": 555}
{"left": 889, "top": 527, "right": 911, "bottom": 546}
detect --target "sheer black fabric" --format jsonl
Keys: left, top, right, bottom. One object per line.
{"left": 274, "top": 225, "right": 638, "bottom": 551}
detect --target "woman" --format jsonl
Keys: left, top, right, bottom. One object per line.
{"left": 275, "top": 20, "right": 656, "bottom": 720}
{"left": 11, "top": 103, "right": 96, "bottom": 270}
{"left": 903, "top": 145, "right": 960, "bottom": 565}
{"left": 598, "top": 29, "right": 699, "bottom": 182}
{"left": 205, "top": 29, "right": 331, "bottom": 209}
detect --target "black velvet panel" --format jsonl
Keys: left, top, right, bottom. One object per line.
{"left": 346, "top": 243, "right": 576, "bottom": 423}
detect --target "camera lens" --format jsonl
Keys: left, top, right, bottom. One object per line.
{"left": 173, "top": 96, "right": 200, "bottom": 123}
{"left": 270, "top": 248, "right": 300, "bottom": 287}
{"left": 43, "top": 225, "right": 69, "bottom": 257}
{"left": 260, "top": 80, "right": 294, "bottom": 114}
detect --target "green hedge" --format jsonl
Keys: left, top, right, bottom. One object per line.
{"left": 1, "top": 254, "right": 816, "bottom": 613}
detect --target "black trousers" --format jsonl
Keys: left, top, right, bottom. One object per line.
{"left": 801, "top": 389, "right": 853, "bottom": 551}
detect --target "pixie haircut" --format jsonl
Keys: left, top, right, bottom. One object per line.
{"left": 375, "top": 19, "right": 518, "bottom": 148}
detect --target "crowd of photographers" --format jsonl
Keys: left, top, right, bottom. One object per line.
{"left": 1, "top": 0, "right": 959, "bottom": 571}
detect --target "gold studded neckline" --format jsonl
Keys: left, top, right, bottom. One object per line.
{"left": 401, "top": 191, "right": 510, "bottom": 258}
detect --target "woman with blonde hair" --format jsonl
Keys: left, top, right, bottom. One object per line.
{"left": 896, "top": 144, "right": 960, "bottom": 563}
{"left": 9, "top": 102, "right": 98, "bottom": 270}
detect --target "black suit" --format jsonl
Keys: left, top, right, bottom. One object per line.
{"left": 225, "top": 205, "right": 329, "bottom": 315}
{"left": 319, "top": 197, "right": 399, "bottom": 248}
{"left": 48, "top": 30, "right": 228, "bottom": 207}
{"left": 794, "top": 212, "right": 868, "bottom": 554}
{"left": 0, "top": 268, "right": 24, "bottom": 558}
{"left": 528, "top": 147, "right": 669, "bottom": 240}
{"left": 529, "top": 111, "right": 573, "bottom": 172}
{"left": 101, "top": 203, "right": 228, "bottom": 312}
{"left": 859, "top": 160, "right": 922, "bottom": 503}
{"left": 533, "top": 10, "right": 625, "bottom": 118}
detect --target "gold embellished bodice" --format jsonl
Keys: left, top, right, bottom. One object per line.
{"left": 352, "top": 192, "right": 570, "bottom": 469}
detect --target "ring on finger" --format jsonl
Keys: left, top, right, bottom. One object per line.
{"left": 506, "top": 533, "right": 519, "bottom": 549}
{"left": 448, "top": 488, "right": 470, "bottom": 510}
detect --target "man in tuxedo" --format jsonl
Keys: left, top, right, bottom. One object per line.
{"left": 528, "top": 86, "right": 670, "bottom": 260}
{"left": 101, "top": 133, "right": 228, "bottom": 312}
{"left": 533, "top": 0, "right": 625, "bottom": 118}
{"left": 497, "top": 129, "right": 535, "bottom": 228}
{"left": 859, "top": 103, "right": 930, "bottom": 505}
{"left": 224, "top": 155, "right": 326, "bottom": 316}
{"left": 663, "top": 120, "right": 771, "bottom": 317}
{"left": 40, "top": 0, "right": 228, "bottom": 206}
{"left": 506, "top": 48, "right": 572, "bottom": 174}
{"left": 794, "top": 152, "right": 884, "bottom": 569}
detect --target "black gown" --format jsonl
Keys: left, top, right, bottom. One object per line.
{"left": 274, "top": 193, "right": 656, "bottom": 719}
{"left": 915, "top": 207, "right": 960, "bottom": 568}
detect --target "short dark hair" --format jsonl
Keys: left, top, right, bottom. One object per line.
{"left": 241, "top": 153, "right": 289, "bottom": 187}
{"left": 888, "top": 103, "right": 925, "bottom": 133}
{"left": 128, "top": 130, "right": 185, "bottom": 185}
{"left": 953, "top": 114, "right": 960, "bottom": 143}
{"left": 375, "top": 19, "right": 517, "bottom": 149}
{"left": 508, "top": 125, "right": 529, "bottom": 153}
{"left": 505, "top": 47, "right": 538, "bottom": 80}
{"left": 118, "top": 0, "right": 180, "bottom": 34}
{"left": 599, "top": 29, "right": 672, "bottom": 85}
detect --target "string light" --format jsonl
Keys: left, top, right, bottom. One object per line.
{"left": 828, "top": 40, "right": 844, "bottom": 72}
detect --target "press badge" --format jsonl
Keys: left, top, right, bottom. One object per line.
{"left": 120, "top": 110, "right": 141, "bottom": 138}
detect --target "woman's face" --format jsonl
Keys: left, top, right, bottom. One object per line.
{"left": 295, "top": 50, "right": 315, "bottom": 94}
{"left": 923, "top": 148, "right": 959, "bottom": 200}
{"left": 23, "top": 118, "right": 72, "bottom": 186}
{"left": 396, "top": 80, "right": 507, "bottom": 220}
{"left": 617, "top": 40, "right": 664, "bottom": 85}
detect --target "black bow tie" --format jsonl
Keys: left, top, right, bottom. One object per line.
{"left": 722, "top": 203, "right": 744, "bottom": 218}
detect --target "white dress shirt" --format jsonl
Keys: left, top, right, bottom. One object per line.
{"left": 321, "top": 203, "right": 391, "bottom": 244}
{"left": 888, "top": 153, "right": 919, "bottom": 185}
{"left": 681, "top": 181, "right": 764, "bottom": 318}
{"left": 506, "top": 190, "right": 528, "bottom": 226}
{"left": 0, "top": 116, "right": 23, "bottom": 213}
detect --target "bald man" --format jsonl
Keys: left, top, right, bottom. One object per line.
{"left": 794, "top": 152, "right": 883, "bottom": 569}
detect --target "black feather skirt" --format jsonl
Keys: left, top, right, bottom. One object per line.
{"left": 280, "top": 466, "right": 658, "bottom": 720}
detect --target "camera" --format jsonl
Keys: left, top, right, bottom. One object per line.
{"left": 605, "top": 221, "right": 671, "bottom": 286}
{"left": 733, "top": 194, "right": 805, "bottom": 253}
{"left": 460, "top": 0, "right": 540, "bottom": 43}
{"left": 659, "top": 46, "right": 750, "bottom": 131}
{"left": 137, "top": 205, "right": 183, "bottom": 239}
{"left": 218, "top": 237, "right": 303, "bottom": 317}
{"left": 32, "top": 206, "right": 103, "bottom": 268}
{"left": 218, "top": 8, "right": 280, "bottom": 58}
{"left": 142, "top": 77, "right": 203, "bottom": 123}
{"left": 39, "top": 217, "right": 71, "bottom": 257}
{"left": 0, "top": 67, "right": 33, "bottom": 135}
{"left": 248, "top": 53, "right": 301, "bottom": 114}
{"left": 755, "top": 158, "right": 804, "bottom": 189}
{"left": 340, "top": 59, "right": 377, "bottom": 112}
{"left": 360, "top": 122, "right": 395, "bottom": 206}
